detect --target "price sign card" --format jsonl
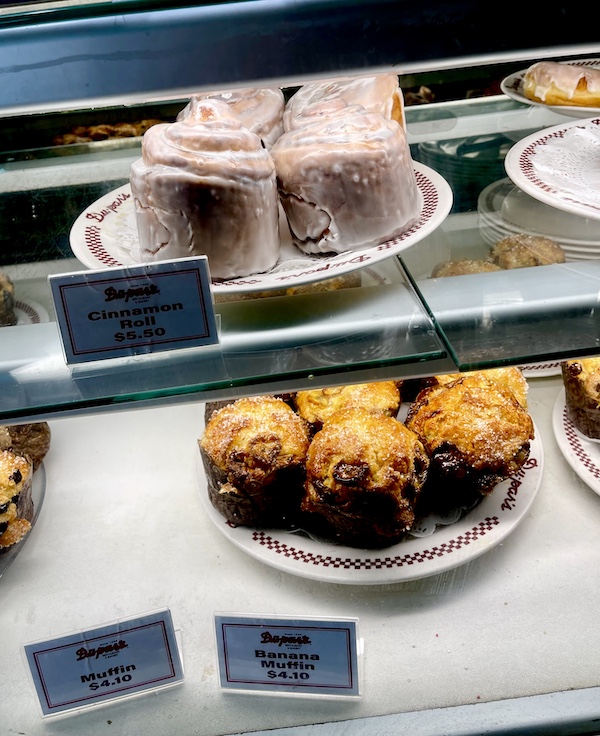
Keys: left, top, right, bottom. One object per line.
{"left": 23, "top": 609, "right": 184, "bottom": 716}
{"left": 215, "top": 614, "right": 360, "bottom": 697}
{"left": 49, "top": 257, "right": 218, "bottom": 364}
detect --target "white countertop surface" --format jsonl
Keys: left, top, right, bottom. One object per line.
{"left": 1, "top": 374, "right": 600, "bottom": 736}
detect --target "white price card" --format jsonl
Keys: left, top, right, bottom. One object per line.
{"left": 215, "top": 614, "right": 360, "bottom": 697}
{"left": 49, "top": 256, "right": 218, "bottom": 364}
{"left": 23, "top": 609, "right": 184, "bottom": 716}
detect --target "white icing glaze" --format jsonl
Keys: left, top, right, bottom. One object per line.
{"left": 130, "top": 98, "right": 280, "bottom": 280}
{"left": 525, "top": 61, "right": 600, "bottom": 101}
{"left": 283, "top": 73, "right": 405, "bottom": 131}
{"left": 271, "top": 108, "right": 422, "bottom": 255}
{"left": 178, "top": 87, "right": 284, "bottom": 149}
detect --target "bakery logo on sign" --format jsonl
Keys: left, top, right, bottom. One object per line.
{"left": 104, "top": 284, "right": 160, "bottom": 304}
{"left": 75, "top": 639, "right": 129, "bottom": 661}
{"left": 259, "top": 631, "right": 311, "bottom": 648}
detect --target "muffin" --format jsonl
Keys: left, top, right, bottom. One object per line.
{"left": 294, "top": 381, "right": 401, "bottom": 433}
{"left": 401, "top": 367, "right": 528, "bottom": 409}
{"left": 199, "top": 396, "right": 310, "bottom": 528}
{"left": 301, "top": 408, "right": 429, "bottom": 548}
{"left": 405, "top": 374, "right": 534, "bottom": 515}
{"left": 0, "top": 450, "right": 33, "bottom": 552}
{"left": 562, "top": 357, "right": 600, "bottom": 439}
{"left": 430, "top": 367, "right": 528, "bottom": 410}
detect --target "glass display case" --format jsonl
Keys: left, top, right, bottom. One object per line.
{"left": 1, "top": 3, "right": 600, "bottom": 736}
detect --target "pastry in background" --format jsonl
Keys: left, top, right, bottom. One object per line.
{"left": 490, "top": 234, "right": 565, "bottom": 269}
{"left": 0, "top": 271, "right": 17, "bottom": 327}
{"left": 562, "top": 357, "right": 600, "bottom": 439}
{"left": 53, "top": 119, "right": 163, "bottom": 145}
{"left": 130, "top": 98, "right": 280, "bottom": 280}
{"left": 283, "top": 73, "right": 406, "bottom": 131}
{"left": 431, "top": 259, "right": 503, "bottom": 277}
{"left": 522, "top": 61, "right": 600, "bottom": 108}
{"left": 199, "top": 396, "right": 310, "bottom": 528}
{"left": 302, "top": 407, "right": 429, "bottom": 548}
{"left": 271, "top": 105, "right": 421, "bottom": 255}
{"left": 294, "top": 381, "right": 401, "bottom": 433}
{"left": 178, "top": 87, "right": 285, "bottom": 149}
{"left": 405, "top": 374, "right": 534, "bottom": 514}
{"left": 0, "top": 422, "right": 51, "bottom": 471}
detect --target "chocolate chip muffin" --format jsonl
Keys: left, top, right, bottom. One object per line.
{"left": 405, "top": 374, "right": 534, "bottom": 515}
{"left": 562, "top": 357, "right": 600, "bottom": 439}
{"left": 301, "top": 408, "right": 429, "bottom": 548}
{"left": 199, "top": 395, "right": 310, "bottom": 529}
{"left": 294, "top": 381, "right": 401, "bottom": 433}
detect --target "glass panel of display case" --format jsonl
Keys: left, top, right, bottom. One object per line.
{"left": 0, "top": 260, "right": 451, "bottom": 422}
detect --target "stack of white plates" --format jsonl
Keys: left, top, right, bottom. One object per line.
{"left": 478, "top": 179, "right": 600, "bottom": 261}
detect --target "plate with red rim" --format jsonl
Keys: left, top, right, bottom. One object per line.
{"left": 68, "top": 162, "right": 452, "bottom": 295}
{"left": 552, "top": 388, "right": 600, "bottom": 496}
{"left": 504, "top": 117, "right": 600, "bottom": 222}
{"left": 500, "top": 59, "right": 600, "bottom": 119}
{"left": 196, "top": 425, "right": 543, "bottom": 585}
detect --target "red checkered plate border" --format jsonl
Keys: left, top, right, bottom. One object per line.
{"left": 68, "top": 163, "right": 452, "bottom": 295}
{"left": 552, "top": 388, "right": 600, "bottom": 497}
{"left": 197, "top": 424, "right": 543, "bottom": 584}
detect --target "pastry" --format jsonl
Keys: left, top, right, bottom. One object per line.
{"left": 0, "top": 422, "right": 51, "bottom": 471}
{"left": 199, "top": 396, "right": 310, "bottom": 528}
{"left": 283, "top": 73, "right": 406, "bottom": 131}
{"left": 178, "top": 87, "right": 285, "bottom": 149}
{"left": 562, "top": 357, "right": 600, "bottom": 439}
{"left": 271, "top": 106, "right": 421, "bottom": 255}
{"left": 490, "top": 234, "right": 565, "bottom": 269}
{"left": 522, "top": 61, "right": 600, "bottom": 108}
{"left": 294, "top": 381, "right": 401, "bottom": 432}
{"left": 53, "top": 119, "right": 163, "bottom": 145}
{"left": 405, "top": 374, "right": 534, "bottom": 513}
{"left": 130, "top": 98, "right": 280, "bottom": 280}
{"left": 0, "top": 450, "right": 33, "bottom": 552}
{"left": 431, "top": 259, "right": 503, "bottom": 277}
{"left": 0, "top": 270, "right": 17, "bottom": 327}
{"left": 301, "top": 407, "right": 429, "bottom": 548}
{"left": 430, "top": 367, "right": 529, "bottom": 410}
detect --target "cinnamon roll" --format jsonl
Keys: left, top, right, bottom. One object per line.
{"left": 271, "top": 107, "right": 421, "bottom": 255}
{"left": 283, "top": 73, "right": 406, "bottom": 131}
{"left": 178, "top": 87, "right": 285, "bottom": 149}
{"left": 130, "top": 98, "right": 280, "bottom": 279}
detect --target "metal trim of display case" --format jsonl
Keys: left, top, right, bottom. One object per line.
{"left": 1, "top": 1, "right": 600, "bottom": 115}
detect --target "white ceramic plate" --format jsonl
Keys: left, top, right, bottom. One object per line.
{"left": 504, "top": 117, "right": 600, "bottom": 222}
{"left": 14, "top": 299, "right": 49, "bottom": 325}
{"left": 0, "top": 464, "right": 46, "bottom": 578}
{"left": 478, "top": 178, "right": 600, "bottom": 245}
{"left": 552, "top": 388, "right": 600, "bottom": 497}
{"left": 500, "top": 60, "right": 600, "bottom": 119}
{"left": 68, "top": 163, "right": 452, "bottom": 295}
{"left": 197, "top": 427, "right": 543, "bottom": 585}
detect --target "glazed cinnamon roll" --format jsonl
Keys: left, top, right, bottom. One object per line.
{"left": 130, "top": 98, "right": 280, "bottom": 279}
{"left": 178, "top": 87, "right": 285, "bottom": 149}
{"left": 283, "top": 73, "right": 406, "bottom": 131}
{"left": 271, "top": 106, "right": 421, "bottom": 255}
